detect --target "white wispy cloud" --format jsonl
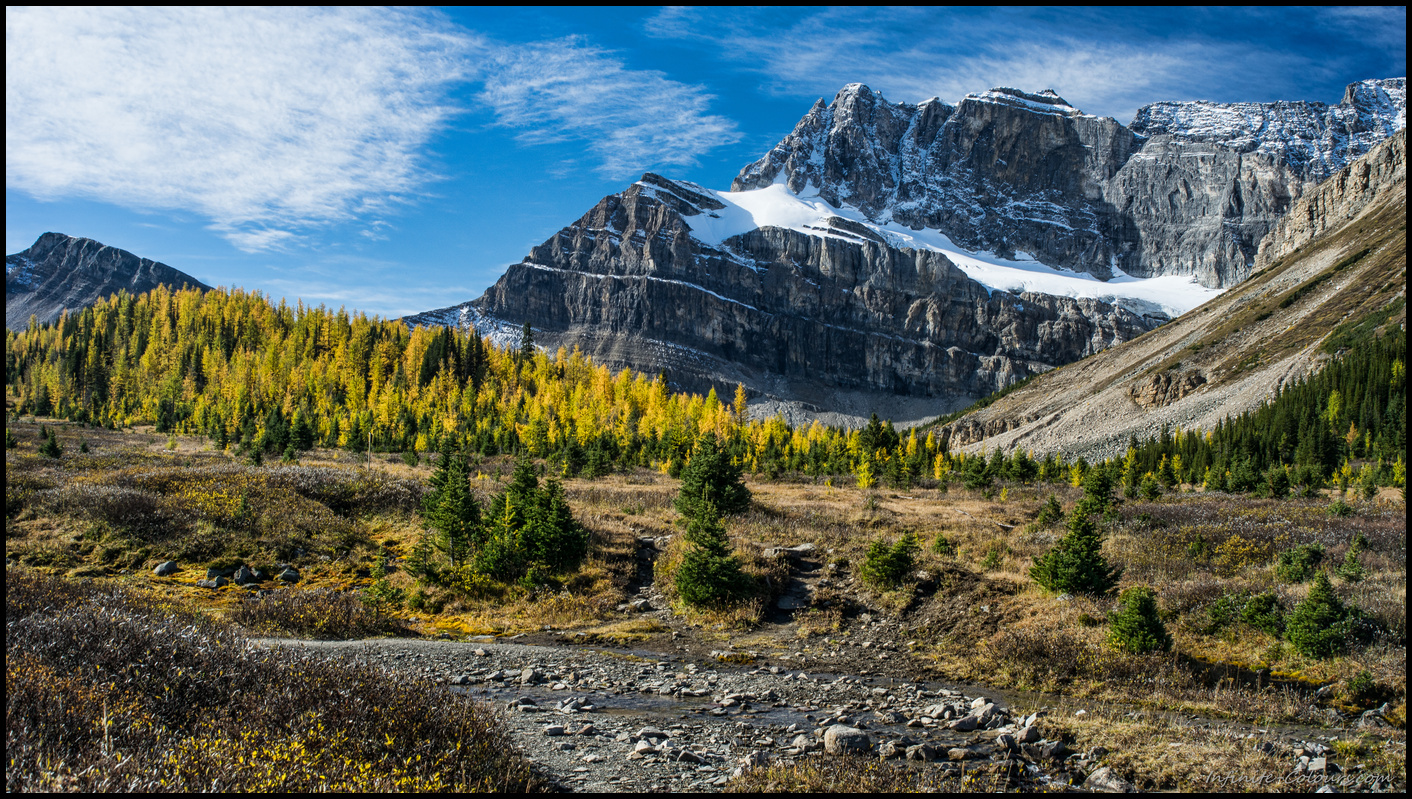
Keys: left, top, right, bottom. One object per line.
{"left": 6, "top": 8, "right": 738, "bottom": 251}
{"left": 645, "top": 7, "right": 1400, "bottom": 122}
{"left": 478, "top": 38, "right": 740, "bottom": 178}
{"left": 6, "top": 7, "right": 472, "bottom": 251}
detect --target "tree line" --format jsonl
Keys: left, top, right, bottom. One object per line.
{"left": 5, "top": 284, "right": 1404, "bottom": 495}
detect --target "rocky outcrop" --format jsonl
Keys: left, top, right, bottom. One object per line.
{"left": 420, "top": 174, "right": 1158, "bottom": 404}
{"left": 6, "top": 232, "right": 210, "bottom": 330}
{"left": 733, "top": 85, "right": 1138, "bottom": 281}
{"left": 1128, "top": 370, "right": 1207, "bottom": 410}
{"left": 1130, "top": 78, "right": 1405, "bottom": 183}
{"left": 1254, "top": 130, "right": 1407, "bottom": 270}
{"left": 734, "top": 80, "right": 1404, "bottom": 288}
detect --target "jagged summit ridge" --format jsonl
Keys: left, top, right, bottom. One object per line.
{"left": 1131, "top": 78, "right": 1406, "bottom": 182}
{"left": 410, "top": 77, "right": 1404, "bottom": 423}
{"left": 732, "top": 78, "right": 1405, "bottom": 288}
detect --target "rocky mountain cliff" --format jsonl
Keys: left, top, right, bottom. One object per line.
{"left": 412, "top": 172, "right": 1157, "bottom": 421}
{"left": 1130, "top": 78, "right": 1405, "bottom": 183}
{"left": 411, "top": 79, "right": 1404, "bottom": 423}
{"left": 6, "top": 232, "right": 211, "bottom": 331}
{"left": 937, "top": 130, "right": 1406, "bottom": 460}
{"left": 735, "top": 79, "right": 1404, "bottom": 288}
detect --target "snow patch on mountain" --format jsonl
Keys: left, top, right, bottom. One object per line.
{"left": 660, "top": 180, "right": 1221, "bottom": 317}
{"left": 406, "top": 303, "right": 523, "bottom": 351}
{"left": 5, "top": 255, "right": 38, "bottom": 288}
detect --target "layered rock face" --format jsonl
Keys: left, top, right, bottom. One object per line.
{"left": 734, "top": 80, "right": 1404, "bottom": 288}
{"left": 6, "top": 232, "right": 211, "bottom": 330}
{"left": 1254, "top": 130, "right": 1407, "bottom": 269}
{"left": 415, "top": 174, "right": 1155, "bottom": 403}
{"left": 936, "top": 132, "right": 1407, "bottom": 459}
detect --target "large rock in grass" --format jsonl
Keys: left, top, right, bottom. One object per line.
{"left": 1083, "top": 766, "right": 1136, "bottom": 792}
{"left": 153, "top": 561, "right": 179, "bottom": 577}
{"left": 823, "top": 725, "right": 872, "bottom": 755}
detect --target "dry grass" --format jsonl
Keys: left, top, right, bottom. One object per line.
{"left": 5, "top": 569, "right": 545, "bottom": 792}
{"left": 8, "top": 418, "right": 1405, "bottom": 733}
{"left": 1033, "top": 697, "right": 1406, "bottom": 792}
{"left": 229, "top": 586, "right": 412, "bottom": 639}
{"left": 727, "top": 753, "right": 1035, "bottom": 793}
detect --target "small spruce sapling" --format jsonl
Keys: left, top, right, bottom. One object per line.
{"left": 1034, "top": 494, "right": 1064, "bottom": 527}
{"left": 674, "top": 433, "right": 751, "bottom": 519}
{"left": 1286, "top": 571, "right": 1353, "bottom": 658}
{"left": 1029, "top": 508, "right": 1121, "bottom": 595}
{"left": 38, "top": 427, "right": 63, "bottom": 458}
{"left": 861, "top": 533, "right": 919, "bottom": 589}
{"left": 674, "top": 503, "right": 749, "bottom": 607}
{"left": 1108, "top": 586, "right": 1172, "bottom": 653}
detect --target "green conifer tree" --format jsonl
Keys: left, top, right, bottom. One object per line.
{"left": 1287, "top": 571, "right": 1353, "bottom": 658}
{"left": 1139, "top": 472, "right": 1162, "bottom": 501}
{"left": 38, "top": 426, "right": 63, "bottom": 458}
{"left": 860, "top": 532, "right": 920, "bottom": 589}
{"left": 423, "top": 448, "right": 481, "bottom": 568}
{"left": 1108, "top": 586, "right": 1172, "bottom": 653}
{"left": 1035, "top": 494, "right": 1064, "bottom": 526}
{"left": 674, "top": 433, "right": 751, "bottom": 518}
{"left": 674, "top": 503, "right": 748, "bottom": 607}
{"left": 1029, "top": 508, "right": 1122, "bottom": 595}
{"left": 1266, "top": 466, "right": 1291, "bottom": 499}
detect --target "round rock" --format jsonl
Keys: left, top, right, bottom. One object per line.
{"left": 823, "top": 725, "right": 872, "bottom": 755}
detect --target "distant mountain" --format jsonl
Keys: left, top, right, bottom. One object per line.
{"left": 735, "top": 78, "right": 1405, "bottom": 288}
{"left": 6, "top": 233, "right": 211, "bottom": 331}
{"left": 409, "top": 79, "right": 1405, "bottom": 424}
{"left": 936, "top": 129, "right": 1406, "bottom": 460}
{"left": 1130, "top": 78, "right": 1405, "bottom": 184}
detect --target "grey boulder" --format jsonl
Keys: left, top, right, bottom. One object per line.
{"left": 823, "top": 725, "right": 872, "bottom": 755}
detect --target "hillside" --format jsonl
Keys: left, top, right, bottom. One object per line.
{"left": 938, "top": 130, "right": 1406, "bottom": 460}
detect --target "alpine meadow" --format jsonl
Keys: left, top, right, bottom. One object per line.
{"left": 5, "top": 6, "right": 1407, "bottom": 794}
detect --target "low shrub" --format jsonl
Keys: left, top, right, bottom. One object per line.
{"left": 1346, "top": 669, "right": 1377, "bottom": 706}
{"left": 230, "top": 587, "right": 410, "bottom": 639}
{"left": 1205, "top": 590, "right": 1285, "bottom": 637}
{"left": 980, "top": 542, "right": 1007, "bottom": 572}
{"left": 1241, "top": 591, "right": 1285, "bottom": 636}
{"left": 5, "top": 571, "right": 542, "bottom": 792}
{"left": 860, "top": 533, "right": 919, "bottom": 590}
{"left": 1275, "top": 543, "right": 1324, "bottom": 583}
{"left": 1326, "top": 498, "right": 1354, "bottom": 517}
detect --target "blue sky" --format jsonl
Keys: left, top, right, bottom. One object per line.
{"left": 6, "top": 7, "right": 1406, "bottom": 318}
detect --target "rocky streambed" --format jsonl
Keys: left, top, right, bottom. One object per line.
{"left": 261, "top": 637, "right": 1394, "bottom": 793}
